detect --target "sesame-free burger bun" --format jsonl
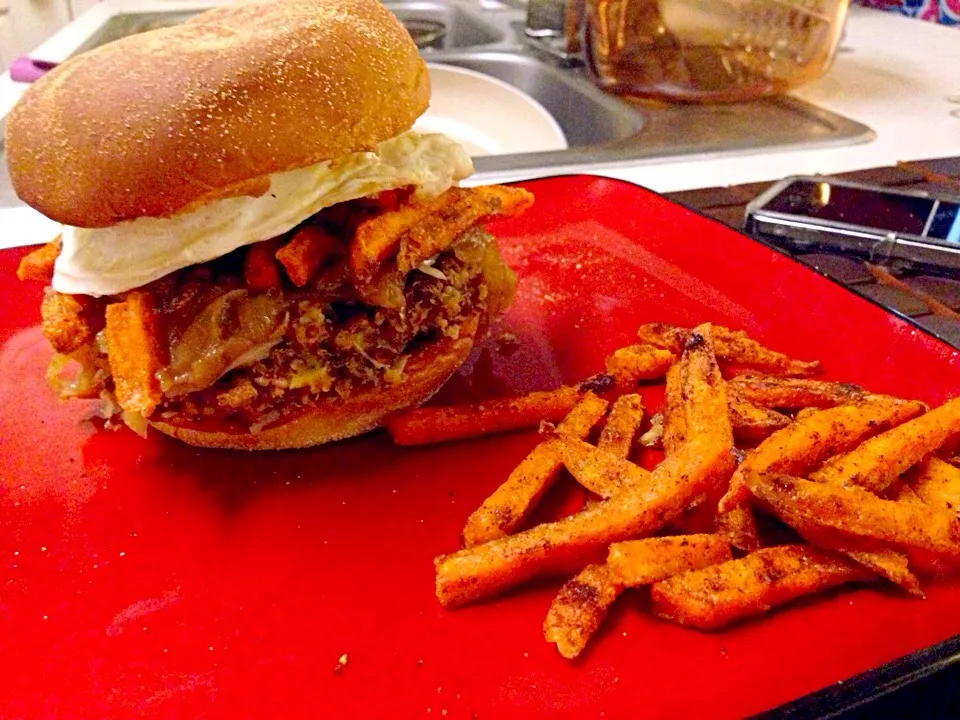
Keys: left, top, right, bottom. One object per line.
{"left": 150, "top": 321, "right": 478, "bottom": 451}
{"left": 5, "top": 0, "right": 430, "bottom": 229}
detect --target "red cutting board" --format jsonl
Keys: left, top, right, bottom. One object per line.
{"left": 2, "top": 175, "right": 960, "bottom": 720}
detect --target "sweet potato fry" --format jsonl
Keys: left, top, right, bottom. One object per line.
{"left": 680, "top": 324, "right": 732, "bottom": 446}
{"left": 544, "top": 564, "right": 623, "bottom": 659}
{"left": 810, "top": 397, "right": 960, "bottom": 494}
{"left": 636, "top": 323, "right": 821, "bottom": 377}
{"left": 747, "top": 473, "right": 960, "bottom": 564}
{"left": 604, "top": 345, "right": 675, "bottom": 385}
{"left": 435, "top": 433, "right": 733, "bottom": 607}
{"left": 790, "top": 522, "right": 922, "bottom": 596}
{"left": 396, "top": 186, "right": 534, "bottom": 275}
{"left": 276, "top": 226, "right": 339, "bottom": 287}
{"left": 667, "top": 483, "right": 727, "bottom": 535}
{"left": 553, "top": 436, "right": 651, "bottom": 499}
{"left": 349, "top": 194, "right": 439, "bottom": 285}
{"left": 243, "top": 237, "right": 285, "bottom": 292}
{"left": 437, "top": 331, "right": 735, "bottom": 606}
{"left": 17, "top": 236, "right": 61, "bottom": 282}
{"left": 350, "top": 185, "right": 533, "bottom": 289}
{"left": 728, "top": 375, "right": 866, "bottom": 410}
{"left": 717, "top": 396, "right": 925, "bottom": 551}
{"left": 907, "top": 457, "right": 960, "bottom": 514}
{"left": 650, "top": 545, "right": 871, "bottom": 630}
{"left": 715, "top": 505, "right": 763, "bottom": 553}
{"left": 765, "top": 475, "right": 952, "bottom": 582}
{"left": 719, "top": 395, "right": 927, "bottom": 513}
{"left": 385, "top": 385, "right": 583, "bottom": 446}
{"left": 597, "top": 394, "right": 644, "bottom": 459}
{"left": 472, "top": 184, "right": 537, "bottom": 217}
{"left": 104, "top": 291, "right": 164, "bottom": 418}
{"left": 844, "top": 549, "right": 921, "bottom": 596}
{"left": 661, "top": 364, "right": 686, "bottom": 456}
{"left": 40, "top": 289, "right": 104, "bottom": 354}
{"left": 461, "top": 393, "right": 608, "bottom": 547}
{"left": 892, "top": 482, "right": 925, "bottom": 506}
{"left": 727, "top": 392, "right": 791, "bottom": 443}
{"left": 668, "top": 325, "right": 741, "bottom": 536}
{"left": 666, "top": 382, "right": 790, "bottom": 447}
{"left": 608, "top": 535, "right": 732, "bottom": 587}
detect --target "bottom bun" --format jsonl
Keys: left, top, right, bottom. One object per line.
{"left": 150, "top": 324, "right": 479, "bottom": 451}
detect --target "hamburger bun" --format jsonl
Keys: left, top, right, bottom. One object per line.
{"left": 5, "top": 0, "right": 430, "bottom": 228}
{"left": 150, "top": 316, "right": 480, "bottom": 450}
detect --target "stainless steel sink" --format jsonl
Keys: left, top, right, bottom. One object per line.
{"left": 437, "top": 52, "right": 644, "bottom": 147}
{"left": 434, "top": 51, "right": 872, "bottom": 179}
{"left": 392, "top": 1, "right": 504, "bottom": 51}
{"left": 0, "top": 1, "right": 875, "bottom": 210}
{"left": 70, "top": 1, "right": 505, "bottom": 56}
{"left": 70, "top": 10, "right": 203, "bottom": 56}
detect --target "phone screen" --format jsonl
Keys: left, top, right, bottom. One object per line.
{"left": 765, "top": 180, "right": 960, "bottom": 243}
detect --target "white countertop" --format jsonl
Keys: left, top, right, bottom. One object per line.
{"left": 1, "top": 3, "right": 959, "bottom": 249}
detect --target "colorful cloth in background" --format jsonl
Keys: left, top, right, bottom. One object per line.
{"left": 855, "top": 0, "right": 960, "bottom": 24}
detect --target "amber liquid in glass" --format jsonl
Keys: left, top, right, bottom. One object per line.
{"left": 584, "top": 0, "right": 849, "bottom": 103}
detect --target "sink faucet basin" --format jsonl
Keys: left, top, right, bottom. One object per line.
{"left": 0, "top": 0, "right": 875, "bottom": 207}
{"left": 69, "top": 1, "right": 506, "bottom": 57}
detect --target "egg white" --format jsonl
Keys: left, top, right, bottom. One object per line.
{"left": 53, "top": 131, "right": 473, "bottom": 297}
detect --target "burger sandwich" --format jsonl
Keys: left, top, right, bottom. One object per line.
{"left": 7, "top": 0, "right": 532, "bottom": 449}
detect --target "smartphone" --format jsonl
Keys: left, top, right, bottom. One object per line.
{"left": 744, "top": 176, "right": 960, "bottom": 271}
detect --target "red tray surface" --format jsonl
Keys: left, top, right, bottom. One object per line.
{"left": 2, "top": 176, "right": 960, "bottom": 719}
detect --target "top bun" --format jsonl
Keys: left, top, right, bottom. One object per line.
{"left": 5, "top": 0, "right": 430, "bottom": 228}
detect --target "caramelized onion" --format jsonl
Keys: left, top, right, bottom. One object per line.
{"left": 453, "top": 228, "right": 517, "bottom": 320}
{"left": 159, "top": 290, "right": 288, "bottom": 396}
{"left": 46, "top": 343, "right": 108, "bottom": 399}
{"left": 121, "top": 409, "right": 149, "bottom": 438}
{"left": 357, "top": 267, "right": 406, "bottom": 309}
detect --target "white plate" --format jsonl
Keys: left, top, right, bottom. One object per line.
{"left": 413, "top": 64, "right": 568, "bottom": 157}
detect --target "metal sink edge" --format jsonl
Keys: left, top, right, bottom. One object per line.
{"left": 0, "top": 1, "right": 877, "bottom": 209}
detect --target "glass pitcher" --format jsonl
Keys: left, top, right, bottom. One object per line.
{"left": 582, "top": 0, "right": 851, "bottom": 103}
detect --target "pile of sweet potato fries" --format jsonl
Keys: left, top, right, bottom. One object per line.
{"left": 384, "top": 322, "right": 960, "bottom": 659}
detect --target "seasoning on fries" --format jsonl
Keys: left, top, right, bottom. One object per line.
{"left": 649, "top": 545, "right": 872, "bottom": 630}
{"left": 748, "top": 473, "right": 960, "bottom": 563}
{"left": 728, "top": 375, "right": 865, "bottom": 409}
{"left": 907, "top": 457, "right": 960, "bottom": 513}
{"left": 717, "top": 395, "right": 927, "bottom": 550}
{"left": 435, "top": 434, "right": 732, "bottom": 606}
{"left": 544, "top": 564, "right": 623, "bottom": 660}
{"left": 726, "top": 392, "right": 791, "bottom": 442}
{"left": 421, "top": 317, "right": 960, "bottom": 659}
{"left": 607, "top": 535, "right": 732, "bottom": 587}
{"left": 661, "top": 363, "right": 686, "bottom": 456}
{"left": 552, "top": 435, "right": 650, "bottom": 499}
{"left": 435, "top": 324, "right": 735, "bottom": 607}
{"left": 544, "top": 534, "right": 732, "bottom": 659}
{"left": 810, "top": 396, "right": 960, "bottom": 493}
{"left": 461, "top": 392, "right": 608, "bottom": 547}
{"left": 385, "top": 385, "right": 584, "bottom": 446}
{"left": 597, "top": 394, "right": 644, "bottom": 459}
{"left": 791, "top": 523, "right": 923, "bottom": 596}
{"left": 605, "top": 344, "right": 675, "bottom": 385}
{"left": 636, "top": 323, "right": 822, "bottom": 377}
